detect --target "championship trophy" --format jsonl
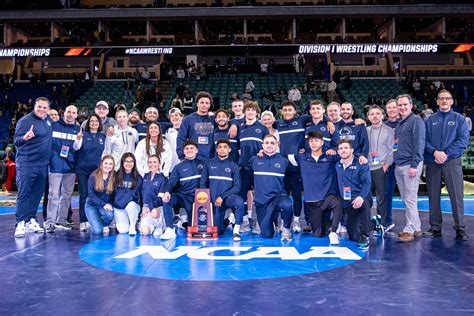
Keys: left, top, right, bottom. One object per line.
{"left": 187, "top": 188, "right": 218, "bottom": 240}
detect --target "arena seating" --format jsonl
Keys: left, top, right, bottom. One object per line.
{"left": 167, "top": 73, "right": 321, "bottom": 113}
{"left": 462, "top": 136, "right": 474, "bottom": 172}
{"left": 74, "top": 81, "right": 135, "bottom": 110}
{"left": 338, "top": 79, "right": 421, "bottom": 117}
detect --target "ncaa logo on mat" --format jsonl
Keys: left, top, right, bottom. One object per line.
{"left": 80, "top": 234, "right": 367, "bottom": 281}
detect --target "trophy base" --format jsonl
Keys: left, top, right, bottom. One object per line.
{"left": 187, "top": 226, "right": 219, "bottom": 240}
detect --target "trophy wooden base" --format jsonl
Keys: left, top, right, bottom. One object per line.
{"left": 187, "top": 188, "right": 219, "bottom": 240}
{"left": 186, "top": 226, "right": 219, "bottom": 240}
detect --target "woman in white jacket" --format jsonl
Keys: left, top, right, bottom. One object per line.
{"left": 135, "top": 122, "right": 172, "bottom": 177}
{"left": 103, "top": 110, "right": 139, "bottom": 171}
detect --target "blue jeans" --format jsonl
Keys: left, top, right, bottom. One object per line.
{"left": 85, "top": 203, "right": 114, "bottom": 234}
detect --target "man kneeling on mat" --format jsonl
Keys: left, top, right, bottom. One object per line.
{"left": 250, "top": 134, "right": 293, "bottom": 241}
{"left": 200, "top": 139, "right": 244, "bottom": 241}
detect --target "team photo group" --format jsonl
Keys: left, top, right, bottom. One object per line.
{"left": 12, "top": 88, "right": 469, "bottom": 249}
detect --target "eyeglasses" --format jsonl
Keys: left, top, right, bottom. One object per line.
{"left": 437, "top": 97, "right": 452, "bottom": 101}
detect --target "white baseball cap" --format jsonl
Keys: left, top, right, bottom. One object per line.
{"left": 96, "top": 100, "right": 109, "bottom": 109}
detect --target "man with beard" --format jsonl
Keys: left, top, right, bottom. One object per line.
{"left": 214, "top": 109, "right": 239, "bottom": 163}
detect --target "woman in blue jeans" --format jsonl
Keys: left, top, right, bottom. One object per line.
{"left": 85, "top": 155, "right": 116, "bottom": 235}
{"left": 75, "top": 114, "right": 106, "bottom": 231}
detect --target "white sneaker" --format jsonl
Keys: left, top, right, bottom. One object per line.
{"left": 252, "top": 221, "right": 261, "bottom": 234}
{"left": 15, "top": 221, "right": 26, "bottom": 238}
{"left": 292, "top": 218, "right": 302, "bottom": 233}
{"left": 153, "top": 227, "right": 163, "bottom": 237}
{"left": 160, "top": 227, "right": 177, "bottom": 240}
{"left": 27, "top": 218, "right": 44, "bottom": 233}
{"left": 128, "top": 226, "right": 137, "bottom": 236}
{"left": 281, "top": 227, "right": 292, "bottom": 242}
{"left": 239, "top": 220, "right": 251, "bottom": 233}
{"left": 103, "top": 226, "right": 110, "bottom": 235}
{"left": 336, "top": 223, "right": 347, "bottom": 234}
{"left": 329, "top": 232, "right": 340, "bottom": 245}
{"left": 79, "top": 222, "right": 88, "bottom": 231}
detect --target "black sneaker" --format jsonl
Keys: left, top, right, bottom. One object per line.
{"left": 232, "top": 233, "right": 241, "bottom": 242}
{"left": 66, "top": 218, "right": 74, "bottom": 226}
{"left": 371, "top": 215, "right": 384, "bottom": 237}
{"left": 455, "top": 230, "right": 469, "bottom": 241}
{"left": 45, "top": 222, "right": 56, "bottom": 233}
{"left": 303, "top": 226, "right": 312, "bottom": 233}
{"left": 358, "top": 234, "right": 370, "bottom": 250}
{"left": 55, "top": 223, "right": 72, "bottom": 230}
{"left": 422, "top": 228, "right": 442, "bottom": 238}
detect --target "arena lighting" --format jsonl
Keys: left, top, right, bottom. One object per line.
{"left": 0, "top": 43, "right": 472, "bottom": 58}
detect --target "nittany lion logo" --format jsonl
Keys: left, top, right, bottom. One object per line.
{"left": 339, "top": 127, "right": 353, "bottom": 136}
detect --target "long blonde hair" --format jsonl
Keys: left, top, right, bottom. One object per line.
{"left": 94, "top": 155, "right": 116, "bottom": 194}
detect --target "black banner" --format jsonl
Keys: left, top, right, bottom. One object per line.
{"left": 0, "top": 43, "right": 472, "bottom": 58}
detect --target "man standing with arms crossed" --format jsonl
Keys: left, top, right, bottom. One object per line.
{"left": 14, "top": 97, "right": 52, "bottom": 238}
{"left": 423, "top": 89, "right": 469, "bottom": 241}
{"left": 394, "top": 94, "right": 425, "bottom": 242}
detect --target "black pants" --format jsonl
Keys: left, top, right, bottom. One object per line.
{"left": 371, "top": 167, "right": 387, "bottom": 225}
{"left": 426, "top": 158, "right": 465, "bottom": 231}
{"left": 284, "top": 166, "right": 303, "bottom": 217}
{"left": 344, "top": 196, "right": 372, "bottom": 241}
{"left": 307, "top": 195, "right": 342, "bottom": 237}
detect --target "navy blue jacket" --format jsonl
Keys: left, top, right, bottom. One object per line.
{"left": 133, "top": 122, "right": 148, "bottom": 141}
{"left": 333, "top": 120, "right": 369, "bottom": 158}
{"left": 86, "top": 174, "right": 113, "bottom": 208}
{"left": 75, "top": 131, "right": 106, "bottom": 175}
{"left": 424, "top": 110, "right": 469, "bottom": 163}
{"left": 304, "top": 119, "right": 334, "bottom": 153}
{"left": 165, "top": 158, "right": 204, "bottom": 196}
{"left": 14, "top": 111, "right": 52, "bottom": 168}
{"left": 276, "top": 115, "right": 312, "bottom": 157}
{"left": 113, "top": 173, "right": 143, "bottom": 209}
{"left": 200, "top": 157, "right": 241, "bottom": 203}
{"left": 394, "top": 113, "right": 425, "bottom": 168}
{"left": 238, "top": 120, "right": 269, "bottom": 169}
{"left": 384, "top": 119, "right": 399, "bottom": 129}
{"left": 294, "top": 152, "right": 338, "bottom": 202}
{"left": 177, "top": 113, "right": 215, "bottom": 161}
{"left": 50, "top": 119, "right": 81, "bottom": 174}
{"left": 250, "top": 153, "right": 288, "bottom": 206}
{"left": 230, "top": 117, "right": 245, "bottom": 127}
{"left": 335, "top": 157, "right": 372, "bottom": 208}
{"left": 142, "top": 172, "right": 167, "bottom": 209}
{"left": 214, "top": 127, "right": 240, "bottom": 163}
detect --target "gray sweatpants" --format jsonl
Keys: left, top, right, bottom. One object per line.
{"left": 46, "top": 173, "right": 76, "bottom": 225}
{"left": 395, "top": 163, "right": 422, "bottom": 234}
{"left": 426, "top": 158, "right": 465, "bottom": 231}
